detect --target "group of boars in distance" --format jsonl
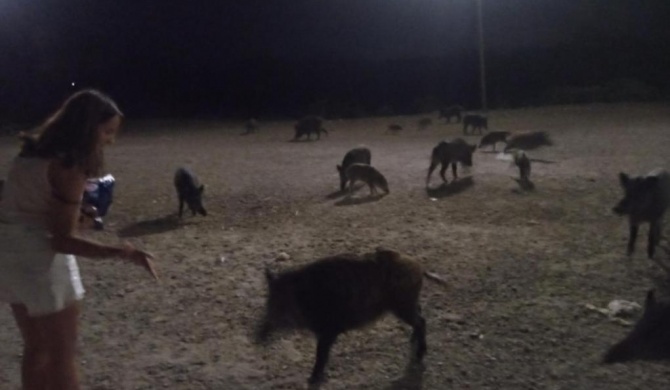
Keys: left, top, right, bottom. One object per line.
{"left": 0, "top": 105, "right": 661, "bottom": 386}
{"left": 168, "top": 106, "right": 670, "bottom": 383}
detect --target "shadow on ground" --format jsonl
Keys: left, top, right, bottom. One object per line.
{"left": 334, "top": 193, "right": 386, "bottom": 206}
{"left": 425, "top": 176, "right": 475, "bottom": 199}
{"left": 288, "top": 138, "right": 320, "bottom": 143}
{"left": 117, "top": 215, "right": 184, "bottom": 238}
{"left": 325, "top": 189, "right": 347, "bottom": 200}
{"left": 511, "top": 177, "right": 536, "bottom": 193}
{"left": 384, "top": 363, "right": 425, "bottom": 390}
{"left": 325, "top": 183, "right": 368, "bottom": 200}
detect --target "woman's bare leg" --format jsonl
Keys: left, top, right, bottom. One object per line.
{"left": 11, "top": 304, "right": 50, "bottom": 390}
{"left": 12, "top": 303, "right": 81, "bottom": 390}
{"left": 39, "top": 303, "right": 81, "bottom": 390}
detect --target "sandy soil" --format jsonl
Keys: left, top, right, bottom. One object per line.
{"left": 2, "top": 103, "right": 670, "bottom": 389}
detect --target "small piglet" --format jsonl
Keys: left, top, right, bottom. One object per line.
{"left": 174, "top": 167, "right": 207, "bottom": 217}
{"left": 255, "top": 248, "right": 428, "bottom": 384}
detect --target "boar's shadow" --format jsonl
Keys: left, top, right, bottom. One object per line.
{"left": 385, "top": 363, "right": 425, "bottom": 390}
{"left": 334, "top": 193, "right": 386, "bottom": 206}
{"left": 512, "top": 177, "right": 535, "bottom": 192}
{"left": 288, "top": 137, "right": 318, "bottom": 143}
{"left": 426, "top": 176, "right": 474, "bottom": 199}
{"left": 117, "top": 215, "right": 183, "bottom": 238}
{"left": 325, "top": 189, "right": 347, "bottom": 200}
{"left": 325, "top": 184, "right": 367, "bottom": 200}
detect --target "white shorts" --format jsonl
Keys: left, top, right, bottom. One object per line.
{"left": 0, "top": 224, "right": 85, "bottom": 317}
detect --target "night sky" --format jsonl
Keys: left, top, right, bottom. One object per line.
{"left": 1, "top": 1, "right": 668, "bottom": 120}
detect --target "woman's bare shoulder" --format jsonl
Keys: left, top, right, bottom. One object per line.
{"left": 47, "top": 159, "right": 86, "bottom": 203}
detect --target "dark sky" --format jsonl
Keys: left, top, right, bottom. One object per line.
{"left": 3, "top": 1, "right": 666, "bottom": 58}
{"left": 0, "top": 1, "right": 668, "bottom": 118}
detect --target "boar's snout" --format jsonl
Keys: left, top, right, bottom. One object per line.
{"left": 603, "top": 343, "right": 633, "bottom": 364}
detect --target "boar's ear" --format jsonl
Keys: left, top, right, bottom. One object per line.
{"left": 199, "top": 185, "right": 205, "bottom": 194}
{"left": 619, "top": 173, "right": 630, "bottom": 188}
{"left": 644, "top": 289, "right": 657, "bottom": 313}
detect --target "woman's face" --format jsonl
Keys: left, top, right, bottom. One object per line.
{"left": 97, "top": 115, "right": 122, "bottom": 145}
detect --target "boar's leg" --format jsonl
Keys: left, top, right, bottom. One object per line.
{"left": 648, "top": 221, "right": 661, "bottom": 259}
{"left": 627, "top": 223, "right": 638, "bottom": 256}
{"left": 309, "top": 333, "right": 338, "bottom": 384}
{"left": 439, "top": 163, "right": 449, "bottom": 184}
{"left": 394, "top": 304, "right": 427, "bottom": 362}
{"left": 426, "top": 162, "right": 438, "bottom": 186}
{"left": 178, "top": 195, "right": 185, "bottom": 218}
{"left": 349, "top": 179, "right": 357, "bottom": 195}
{"left": 451, "top": 162, "right": 459, "bottom": 181}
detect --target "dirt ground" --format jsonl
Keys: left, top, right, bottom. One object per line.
{"left": 2, "top": 103, "right": 670, "bottom": 389}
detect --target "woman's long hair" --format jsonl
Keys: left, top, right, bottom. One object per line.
{"left": 19, "top": 89, "right": 123, "bottom": 177}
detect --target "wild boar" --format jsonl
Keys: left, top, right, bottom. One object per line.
{"left": 255, "top": 248, "right": 432, "bottom": 384}
{"left": 345, "top": 163, "right": 389, "bottom": 196}
{"left": 337, "top": 147, "right": 372, "bottom": 192}
{"left": 174, "top": 167, "right": 207, "bottom": 217}
{"left": 503, "top": 131, "right": 553, "bottom": 152}
{"left": 462, "top": 114, "right": 488, "bottom": 135}
{"left": 478, "top": 131, "right": 510, "bottom": 152}
{"left": 438, "top": 105, "right": 464, "bottom": 123}
{"left": 514, "top": 150, "right": 531, "bottom": 182}
{"left": 613, "top": 169, "right": 670, "bottom": 259}
{"left": 426, "top": 138, "right": 477, "bottom": 186}
{"left": 604, "top": 289, "right": 670, "bottom": 363}
{"left": 294, "top": 116, "right": 328, "bottom": 140}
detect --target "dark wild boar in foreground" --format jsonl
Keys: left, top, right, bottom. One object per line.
{"left": 613, "top": 169, "right": 670, "bottom": 259}
{"left": 337, "top": 147, "right": 372, "bottom": 191}
{"left": 174, "top": 167, "right": 207, "bottom": 217}
{"left": 345, "top": 163, "right": 389, "bottom": 196}
{"left": 255, "top": 248, "right": 443, "bottom": 384}
{"left": 426, "top": 138, "right": 477, "bottom": 186}
{"left": 604, "top": 290, "right": 670, "bottom": 363}
{"left": 478, "top": 131, "right": 510, "bottom": 152}
{"left": 462, "top": 114, "right": 488, "bottom": 134}
{"left": 294, "top": 115, "right": 328, "bottom": 140}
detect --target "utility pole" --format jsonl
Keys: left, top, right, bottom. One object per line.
{"left": 476, "top": 0, "right": 487, "bottom": 112}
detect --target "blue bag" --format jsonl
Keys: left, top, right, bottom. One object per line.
{"left": 83, "top": 174, "right": 115, "bottom": 217}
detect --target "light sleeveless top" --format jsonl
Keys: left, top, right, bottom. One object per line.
{"left": 0, "top": 156, "right": 85, "bottom": 316}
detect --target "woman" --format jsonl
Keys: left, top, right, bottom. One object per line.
{"left": 0, "top": 89, "right": 158, "bottom": 390}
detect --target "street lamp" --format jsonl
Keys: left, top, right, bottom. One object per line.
{"left": 476, "top": 0, "right": 487, "bottom": 112}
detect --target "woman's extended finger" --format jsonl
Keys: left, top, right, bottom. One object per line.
{"left": 145, "top": 258, "right": 160, "bottom": 281}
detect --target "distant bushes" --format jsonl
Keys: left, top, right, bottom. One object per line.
{"left": 539, "top": 78, "right": 661, "bottom": 105}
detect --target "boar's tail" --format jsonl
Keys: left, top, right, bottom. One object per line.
{"left": 423, "top": 271, "right": 447, "bottom": 285}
